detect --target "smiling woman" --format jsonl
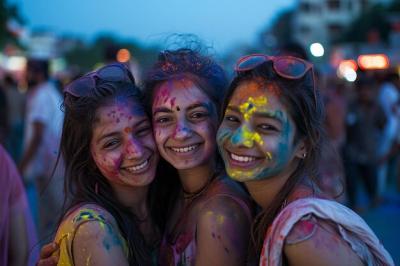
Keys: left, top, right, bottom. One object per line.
{"left": 217, "top": 54, "right": 394, "bottom": 266}
{"left": 144, "top": 48, "right": 253, "bottom": 266}
{"left": 47, "top": 63, "right": 166, "bottom": 265}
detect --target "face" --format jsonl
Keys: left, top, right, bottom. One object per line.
{"left": 152, "top": 78, "right": 218, "bottom": 170}
{"left": 217, "top": 80, "right": 304, "bottom": 182}
{"left": 90, "top": 99, "right": 159, "bottom": 188}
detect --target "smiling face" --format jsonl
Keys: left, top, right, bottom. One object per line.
{"left": 217, "top": 80, "right": 304, "bottom": 182}
{"left": 152, "top": 78, "right": 218, "bottom": 170}
{"left": 90, "top": 99, "right": 159, "bottom": 188}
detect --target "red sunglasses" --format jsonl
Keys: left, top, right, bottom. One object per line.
{"left": 64, "top": 63, "right": 135, "bottom": 97}
{"left": 235, "top": 54, "right": 317, "bottom": 104}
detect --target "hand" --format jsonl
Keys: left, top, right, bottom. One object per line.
{"left": 37, "top": 242, "right": 59, "bottom": 266}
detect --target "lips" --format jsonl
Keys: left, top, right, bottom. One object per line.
{"left": 224, "top": 147, "right": 264, "bottom": 169}
{"left": 121, "top": 156, "right": 151, "bottom": 174}
{"left": 167, "top": 143, "right": 202, "bottom": 155}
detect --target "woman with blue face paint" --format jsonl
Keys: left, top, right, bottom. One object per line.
{"left": 217, "top": 54, "right": 394, "bottom": 266}
{"left": 144, "top": 48, "right": 253, "bottom": 266}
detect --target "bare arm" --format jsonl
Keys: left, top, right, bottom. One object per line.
{"left": 284, "top": 219, "right": 364, "bottom": 266}
{"left": 195, "top": 196, "right": 250, "bottom": 266}
{"left": 37, "top": 243, "right": 59, "bottom": 266}
{"left": 19, "top": 121, "right": 44, "bottom": 175}
{"left": 8, "top": 201, "right": 29, "bottom": 266}
{"left": 72, "top": 221, "right": 129, "bottom": 266}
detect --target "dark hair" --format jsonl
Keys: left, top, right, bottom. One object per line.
{"left": 221, "top": 60, "right": 326, "bottom": 261}
{"left": 60, "top": 78, "right": 160, "bottom": 265}
{"left": 143, "top": 48, "right": 228, "bottom": 118}
{"left": 142, "top": 47, "right": 229, "bottom": 214}
{"left": 27, "top": 59, "right": 50, "bottom": 80}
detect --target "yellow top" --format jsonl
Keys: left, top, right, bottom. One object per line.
{"left": 54, "top": 203, "right": 129, "bottom": 265}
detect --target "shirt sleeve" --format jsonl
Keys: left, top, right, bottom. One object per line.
{"left": 30, "top": 88, "right": 52, "bottom": 125}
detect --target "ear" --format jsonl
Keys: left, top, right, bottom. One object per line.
{"left": 294, "top": 138, "right": 307, "bottom": 159}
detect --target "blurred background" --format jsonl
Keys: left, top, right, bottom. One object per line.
{"left": 0, "top": 0, "right": 399, "bottom": 264}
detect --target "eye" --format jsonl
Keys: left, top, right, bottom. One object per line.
{"left": 155, "top": 116, "right": 171, "bottom": 124}
{"left": 224, "top": 115, "right": 240, "bottom": 123}
{"left": 136, "top": 126, "right": 152, "bottom": 137}
{"left": 258, "top": 124, "right": 278, "bottom": 132}
{"left": 190, "top": 112, "right": 209, "bottom": 120}
{"left": 103, "top": 139, "right": 120, "bottom": 149}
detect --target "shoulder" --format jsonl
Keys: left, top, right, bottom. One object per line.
{"left": 57, "top": 204, "right": 128, "bottom": 265}
{"left": 283, "top": 216, "right": 363, "bottom": 266}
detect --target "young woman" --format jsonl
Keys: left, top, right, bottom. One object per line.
{"left": 217, "top": 54, "right": 394, "bottom": 266}
{"left": 49, "top": 63, "right": 170, "bottom": 265}
{"left": 144, "top": 48, "right": 253, "bottom": 265}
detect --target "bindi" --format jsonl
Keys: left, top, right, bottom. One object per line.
{"left": 176, "top": 106, "right": 181, "bottom": 111}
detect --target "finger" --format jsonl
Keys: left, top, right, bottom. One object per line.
{"left": 37, "top": 256, "right": 58, "bottom": 266}
{"left": 40, "top": 242, "right": 59, "bottom": 258}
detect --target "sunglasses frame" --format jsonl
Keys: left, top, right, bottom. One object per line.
{"left": 234, "top": 54, "right": 317, "bottom": 105}
{"left": 64, "top": 63, "right": 135, "bottom": 98}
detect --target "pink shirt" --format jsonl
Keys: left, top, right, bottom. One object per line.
{"left": 0, "top": 145, "right": 38, "bottom": 265}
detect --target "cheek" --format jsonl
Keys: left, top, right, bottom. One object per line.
{"left": 92, "top": 150, "right": 122, "bottom": 179}
{"left": 216, "top": 126, "right": 233, "bottom": 146}
{"left": 153, "top": 124, "right": 170, "bottom": 145}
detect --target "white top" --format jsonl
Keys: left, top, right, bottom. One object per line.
{"left": 260, "top": 198, "right": 394, "bottom": 266}
{"left": 23, "top": 81, "right": 64, "bottom": 180}
{"left": 378, "top": 82, "right": 400, "bottom": 155}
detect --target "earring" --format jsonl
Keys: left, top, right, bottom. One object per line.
{"left": 302, "top": 153, "right": 307, "bottom": 159}
{"left": 95, "top": 182, "right": 99, "bottom": 194}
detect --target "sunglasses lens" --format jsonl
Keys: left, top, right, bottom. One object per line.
{"left": 236, "top": 55, "right": 268, "bottom": 71}
{"left": 274, "top": 57, "right": 307, "bottom": 78}
{"left": 64, "top": 77, "right": 94, "bottom": 97}
{"left": 97, "top": 65, "right": 126, "bottom": 81}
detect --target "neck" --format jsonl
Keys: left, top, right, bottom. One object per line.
{"left": 178, "top": 159, "right": 216, "bottom": 193}
{"left": 112, "top": 184, "right": 149, "bottom": 218}
{"left": 244, "top": 161, "right": 299, "bottom": 211}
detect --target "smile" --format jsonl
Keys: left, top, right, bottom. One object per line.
{"left": 170, "top": 144, "right": 199, "bottom": 153}
{"left": 230, "top": 152, "right": 257, "bottom": 163}
{"left": 123, "top": 158, "right": 150, "bottom": 173}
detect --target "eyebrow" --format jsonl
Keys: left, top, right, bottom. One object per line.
{"left": 153, "top": 102, "right": 211, "bottom": 115}
{"left": 226, "top": 105, "right": 284, "bottom": 122}
{"left": 96, "top": 118, "right": 149, "bottom": 144}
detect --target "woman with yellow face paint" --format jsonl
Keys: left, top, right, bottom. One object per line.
{"left": 217, "top": 54, "right": 394, "bottom": 266}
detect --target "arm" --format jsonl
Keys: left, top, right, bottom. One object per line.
{"left": 8, "top": 198, "right": 29, "bottom": 266}
{"left": 37, "top": 243, "right": 59, "bottom": 266}
{"left": 283, "top": 219, "right": 364, "bottom": 266}
{"left": 19, "top": 121, "right": 44, "bottom": 174}
{"left": 195, "top": 196, "right": 250, "bottom": 266}
{"left": 72, "top": 220, "right": 129, "bottom": 266}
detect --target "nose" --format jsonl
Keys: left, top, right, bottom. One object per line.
{"left": 173, "top": 120, "right": 193, "bottom": 140}
{"left": 125, "top": 137, "right": 145, "bottom": 159}
{"left": 230, "top": 124, "right": 262, "bottom": 148}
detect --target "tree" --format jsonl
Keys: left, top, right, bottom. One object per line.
{"left": 0, "top": 0, "right": 24, "bottom": 49}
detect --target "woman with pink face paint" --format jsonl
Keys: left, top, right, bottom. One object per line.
{"left": 217, "top": 54, "right": 394, "bottom": 266}
{"left": 37, "top": 63, "right": 176, "bottom": 266}
{"left": 144, "top": 48, "right": 253, "bottom": 266}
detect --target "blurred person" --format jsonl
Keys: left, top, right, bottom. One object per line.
{"left": 377, "top": 71, "right": 400, "bottom": 195}
{"left": 0, "top": 144, "right": 38, "bottom": 266}
{"left": 0, "top": 82, "right": 9, "bottom": 145}
{"left": 19, "top": 59, "right": 64, "bottom": 241}
{"left": 343, "top": 76, "right": 387, "bottom": 210}
{"left": 3, "top": 74, "right": 26, "bottom": 162}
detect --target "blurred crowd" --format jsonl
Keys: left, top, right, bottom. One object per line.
{"left": 0, "top": 44, "right": 399, "bottom": 265}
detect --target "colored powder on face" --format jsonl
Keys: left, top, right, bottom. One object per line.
{"left": 238, "top": 96, "right": 268, "bottom": 121}
{"left": 170, "top": 97, "right": 176, "bottom": 108}
{"left": 231, "top": 124, "right": 264, "bottom": 147}
{"left": 124, "top": 127, "right": 132, "bottom": 134}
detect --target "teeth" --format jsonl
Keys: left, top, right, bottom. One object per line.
{"left": 171, "top": 145, "right": 198, "bottom": 153}
{"left": 230, "top": 153, "right": 256, "bottom": 163}
{"left": 125, "top": 160, "right": 149, "bottom": 172}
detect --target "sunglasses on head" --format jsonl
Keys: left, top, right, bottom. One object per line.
{"left": 235, "top": 54, "right": 317, "bottom": 104}
{"left": 64, "top": 63, "right": 135, "bottom": 97}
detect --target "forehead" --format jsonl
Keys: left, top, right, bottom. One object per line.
{"left": 229, "top": 80, "right": 284, "bottom": 110}
{"left": 154, "top": 78, "right": 210, "bottom": 104}
{"left": 95, "top": 100, "right": 147, "bottom": 124}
